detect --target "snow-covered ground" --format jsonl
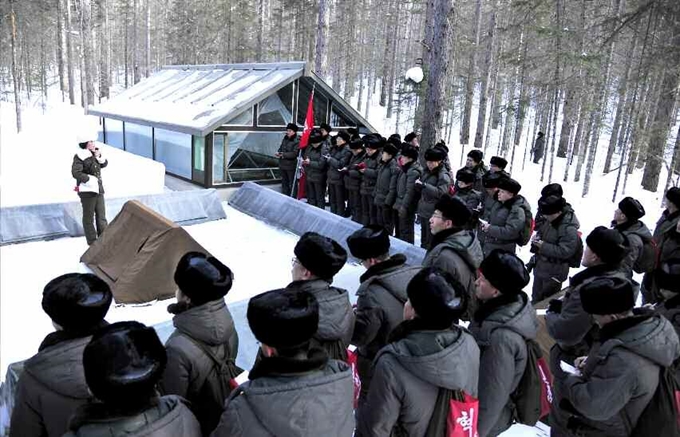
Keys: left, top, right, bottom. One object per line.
{"left": 2, "top": 73, "right": 678, "bottom": 436}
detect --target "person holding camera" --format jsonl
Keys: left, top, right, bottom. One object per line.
{"left": 71, "top": 137, "right": 108, "bottom": 245}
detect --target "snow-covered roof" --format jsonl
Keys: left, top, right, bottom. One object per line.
{"left": 88, "top": 62, "right": 376, "bottom": 136}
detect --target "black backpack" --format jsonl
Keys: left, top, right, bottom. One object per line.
{"left": 630, "top": 363, "right": 680, "bottom": 437}
{"left": 633, "top": 236, "right": 659, "bottom": 274}
{"left": 185, "top": 335, "right": 243, "bottom": 435}
{"left": 518, "top": 200, "right": 534, "bottom": 247}
{"left": 568, "top": 231, "right": 584, "bottom": 268}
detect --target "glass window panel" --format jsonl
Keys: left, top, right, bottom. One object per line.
{"left": 155, "top": 128, "right": 191, "bottom": 179}
{"left": 105, "top": 118, "right": 124, "bottom": 149}
{"left": 213, "top": 133, "right": 228, "bottom": 184}
{"left": 193, "top": 135, "right": 205, "bottom": 171}
{"left": 223, "top": 107, "right": 253, "bottom": 126}
{"left": 257, "top": 86, "right": 293, "bottom": 126}
{"left": 297, "top": 80, "right": 328, "bottom": 126}
{"left": 224, "top": 132, "right": 282, "bottom": 183}
{"left": 124, "top": 122, "right": 153, "bottom": 158}
{"left": 330, "top": 107, "right": 356, "bottom": 128}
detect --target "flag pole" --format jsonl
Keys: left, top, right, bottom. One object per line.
{"left": 292, "top": 84, "right": 316, "bottom": 200}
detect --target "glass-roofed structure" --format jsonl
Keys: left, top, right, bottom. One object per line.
{"left": 89, "top": 61, "right": 376, "bottom": 187}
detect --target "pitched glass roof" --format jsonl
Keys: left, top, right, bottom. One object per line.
{"left": 88, "top": 62, "right": 306, "bottom": 136}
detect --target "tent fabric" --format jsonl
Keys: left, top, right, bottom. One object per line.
{"left": 81, "top": 200, "right": 210, "bottom": 304}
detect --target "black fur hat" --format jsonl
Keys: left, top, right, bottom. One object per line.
{"left": 286, "top": 123, "right": 299, "bottom": 133}
{"left": 585, "top": 226, "right": 627, "bottom": 265}
{"left": 349, "top": 139, "right": 365, "bottom": 150}
{"left": 482, "top": 172, "right": 506, "bottom": 189}
{"left": 490, "top": 156, "right": 508, "bottom": 169}
{"left": 467, "top": 150, "right": 483, "bottom": 163}
{"left": 424, "top": 147, "right": 447, "bottom": 162}
{"left": 320, "top": 123, "right": 332, "bottom": 133}
{"left": 666, "top": 187, "right": 680, "bottom": 209}
{"left": 294, "top": 232, "right": 348, "bottom": 280}
{"left": 336, "top": 131, "right": 351, "bottom": 144}
{"left": 404, "top": 132, "right": 418, "bottom": 143}
{"left": 580, "top": 277, "right": 635, "bottom": 315}
{"left": 309, "top": 128, "right": 324, "bottom": 144}
{"left": 541, "top": 183, "right": 563, "bottom": 198}
{"left": 407, "top": 268, "right": 467, "bottom": 328}
{"left": 435, "top": 195, "right": 471, "bottom": 226}
{"left": 174, "top": 252, "right": 233, "bottom": 306}
{"left": 383, "top": 142, "right": 399, "bottom": 157}
{"left": 538, "top": 195, "right": 566, "bottom": 215}
{"left": 83, "top": 321, "right": 167, "bottom": 407}
{"left": 618, "top": 197, "right": 646, "bottom": 221}
{"left": 497, "top": 177, "right": 522, "bottom": 195}
{"left": 364, "top": 134, "right": 384, "bottom": 150}
{"left": 42, "top": 273, "right": 112, "bottom": 332}
{"left": 456, "top": 169, "right": 476, "bottom": 184}
{"left": 401, "top": 145, "right": 419, "bottom": 161}
{"left": 479, "top": 250, "right": 530, "bottom": 294}
{"left": 347, "top": 225, "right": 391, "bottom": 260}
{"left": 247, "top": 288, "right": 319, "bottom": 350}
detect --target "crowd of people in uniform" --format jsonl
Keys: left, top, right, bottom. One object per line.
{"left": 9, "top": 129, "right": 680, "bottom": 437}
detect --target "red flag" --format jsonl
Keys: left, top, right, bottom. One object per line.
{"left": 297, "top": 89, "right": 315, "bottom": 200}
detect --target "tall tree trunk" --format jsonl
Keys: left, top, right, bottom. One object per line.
{"left": 419, "top": 0, "right": 453, "bottom": 157}
{"left": 124, "top": 0, "right": 129, "bottom": 88}
{"left": 628, "top": 73, "right": 658, "bottom": 174}
{"left": 132, "top": 0, "right": 140, "bottom": 84}
{"left": 9, "top": 0, "right": 22, "bottom": 132}
{"left": 582, "top": 0, "right": 621, "bottom": 196}
{"left": 513, "top": 31, "right": 529, "bottom": 146}
{"left": 380, "top": 0, "right": 395, "bottom": 107}
{"left": 314, "top": 0, "right": 327, "bottom": 76}
{"left": 81, "top": 0, "right": 95, "bottom": 108}
{"left": 97, "top": 0, "right": 109, "bottom": 101}
{"left": 460, "top": 0, "right": 483, "bottom": 146}
{"left": 65, "top": 0, "right": 76, "bottom": 104}
{"left": 604, "top": 28, "right": 638, "bottom": 173}
{"left": 642, "top": 58, "right": 680, "bottom": 190}
{"left": 57, "top": 0, "right": 67, "bottom": 100}
{"left": 473, "top": 1, "right": 498, "bottom": 149}
{"left": 145, "top": 0, "right": 150, "bottom": 77}
{"left": 663, "top": 123, "right": 680, "bottom": 195}
{"left": 548, "top": 0, "right": 561, "bottom": 181}
{"left": 257, "top": 0, "right": 264, "bottom": 61}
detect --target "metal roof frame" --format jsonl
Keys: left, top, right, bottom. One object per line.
{"left": 88, "top": 61, "right": 376, "bottom": 136}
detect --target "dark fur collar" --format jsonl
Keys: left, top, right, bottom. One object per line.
{"left": 249, "top": 347, "right": 328, "bottom": 380}
{"left": 599, "top": 312, "right": 654, "bottom": 342}
{"left": 474, "top": 292, "right": 523, "bottom": 323}
{"left": 428, "top": 227, "right": 464, "bottom": 252}
{"left": 501, "top": 195, "right": 519, "bottom": 208}
{"left": 387, "top": 317, "right": 456, "bottom": 343}
{"left": 39, "top": 321, "right": 108, "bottom": 351}
{"left": 613, "top": 219, "right": 639, "bottom": 232}
{"left": 359, "top": 254, "right": 407, "bottom": 283}
{"left": 569, "top": 264, "right": 619, "bottom": 287}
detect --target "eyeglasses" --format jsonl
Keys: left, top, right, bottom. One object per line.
{"left": 291, "top": 257, "right": 300, "bottom": 267}
{"left": 431, "top": 213, "right": 444, "bottom": 220}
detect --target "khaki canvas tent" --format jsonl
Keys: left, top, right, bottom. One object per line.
{"left": 81, "top": 200, "right": 210, "bottom": 304}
